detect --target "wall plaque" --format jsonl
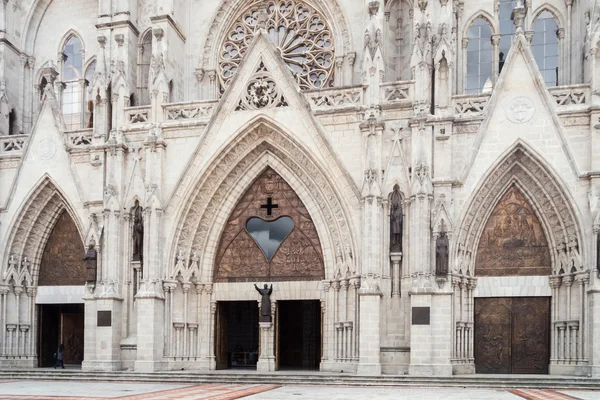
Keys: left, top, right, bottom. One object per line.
{"left": 97, "top": 311, "right": 112, "bottom": 327}
{"left": 412, "top": 307, "right": 430, "bottom": 325}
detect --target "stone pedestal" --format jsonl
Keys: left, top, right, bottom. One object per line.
{"left": 588, "top": 289, "right": 600, "bottom": 377}
{"left": 408, "top": 290, "right": 453, "bottom": 376}
{"left": 82, "top": 284, "right": 124, "bottom": 371}
{"left": 134, "top": 282, "right": 166, "bottom": 372}
{"left": 357, "top": 284, "right": 382, "bottom": 375}
{"left": 256, "top": 321, "right": 275, "bottom": 372}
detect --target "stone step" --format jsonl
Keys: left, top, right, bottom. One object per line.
{"left": 0, "top": 370, "right": 598, "bottom": 389}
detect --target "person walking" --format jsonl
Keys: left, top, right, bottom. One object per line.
{"left": 53, "top": 344, "right": 65, "bottom": 369}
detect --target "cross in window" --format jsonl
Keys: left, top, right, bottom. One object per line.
{"left": 260, "top": 197, "right": 279, "bottom": 216}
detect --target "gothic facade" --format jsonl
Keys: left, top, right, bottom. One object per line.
{"left": 0, "top": 0, "right": 599, "bottom": 376}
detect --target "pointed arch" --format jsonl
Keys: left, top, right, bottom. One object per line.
{"left": 2, "top": 175, "right": 84, "bottom": 286}
{"left": 454, "top": 142, "right": 583, "bottom": 277}
{"left": 58, "top": 29, "right": 86, "bottom": 57}
{"left": 529, "top": 4, "right": 565, "bottom": 31}
{"left": 463, "top": 11, "right": 498, "bottom": 38}
{"left": 169, "top": 120, "right": 359, "bottom": 282}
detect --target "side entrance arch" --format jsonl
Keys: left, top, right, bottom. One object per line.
{"left": 455, "top": 145, "right": 586, "bottom": 375}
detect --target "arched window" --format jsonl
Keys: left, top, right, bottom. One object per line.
{"left": 466, "top": 18, "right": 493, "bottom": 94}
{"left": 137, "top": 31, "right": 152, "bottom": 106}
{"left": 39, "top": 77, "right": 49, "bottom": 100}
{"left": 532, "top": 11, "right": 559, "bottom": 86}
{"left": 8, "top": 109, "right": 17, "bottom": 135}
{"left": 498, "top": 0, "right": 517, "bottom": 73}
{"left": 61, "top": 35, "right": 84, "bottom": 130}
{"left": 219, "top": 1, "right": 334, "bottom": 92}
{"left": 84, "top": 61, "right": 96, "bottom": 128}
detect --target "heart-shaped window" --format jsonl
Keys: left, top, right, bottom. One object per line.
{"left": 246, "top": 216, "right": 294, "bottom": 261}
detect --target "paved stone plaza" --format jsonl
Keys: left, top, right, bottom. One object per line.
{"left": 0, "top": 381, "right": 598, "bottom": 400}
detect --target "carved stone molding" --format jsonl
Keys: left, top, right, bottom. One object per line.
{"left": 456, "top": 146, "right": 581, "bottom": 276}
{"left": 172, "top": 124, "right": 356, "bottom": 281}
{"left": 3, "top": 178, "right": 84, "bottom": 286}
{"left": 235, "top": 62, "right": 288, "bottom": 110}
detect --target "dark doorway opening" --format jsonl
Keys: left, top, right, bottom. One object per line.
{"left": 38, "top": 304, "right": 84, "bottom": 367}
{"left": 277, "top": 300, "right": 321, "bottom": 370}
{"left": 215, "top": 301, "right": 259, "bottom": 369}
{"left": 475, "top": 297, "right": 550, "bottom": 374}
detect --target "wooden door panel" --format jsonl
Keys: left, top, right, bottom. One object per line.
{"left": 475, "top": 298, "right": 512, "bottom": 373}
{"left": 475, "top": 297, "right": 550, "bottom": 374}
{"left": 215, "top": 302, "right": 228, "bottom": 370}
{"left": 62, "top": 312, "right": 84, "bottom": 364}
{"left": 511, "top": 297, "right": 550, "bottom": 374}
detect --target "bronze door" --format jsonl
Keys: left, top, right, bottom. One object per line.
{"left": 62, "top": 312, "right": 84, "bottom": 364}
{"left": 475, "top": 297, "right": 550, "bottom": 374}
{"left": 215, "top": 302, "right": 228, "bottom": 370}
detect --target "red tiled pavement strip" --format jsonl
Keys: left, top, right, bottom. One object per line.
{"left": 510, "top": 389, "right": 583, "bottom": 400}
{"left": 119, "top": 383, "right": 279, "bottom": 400}
{"left": 0, "top": 383, "right": 279, "bottom": 400}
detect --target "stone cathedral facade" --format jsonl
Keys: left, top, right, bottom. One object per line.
{"left": 0, "top": 0, "right": 600, "bottom": 377}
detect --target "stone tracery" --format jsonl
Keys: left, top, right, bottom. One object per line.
{"left": 219, "top": 0, "right": 335, "bottom": 92}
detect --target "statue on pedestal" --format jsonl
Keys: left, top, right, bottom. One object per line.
{"left": 132, "top": 201, "right": 144, "bottom": 262}
{"left": 254, "top": 283, "right": 273, "bottom": 322}
{"left": 83, "top": 244, "right": 97, "bottom": 284}
{"left": 390, "top": 185, "right": 403, "bottom": 252}
{"left": 436, "top": 231, "right": 449, "bottom": 276}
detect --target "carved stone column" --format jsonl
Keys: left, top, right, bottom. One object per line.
{"left": 195, "top": 283, "right": 204, "bottom": 360}
{"left": 0, "top": 285, "right": 9, "bottom": 356}
{"left": 549, "top": 276, "right": 561, "bottom": 363}
{"left": 491, "top": 34, "right": 500, "bottom": 85}
{"left": 460, "top": 38, "right": 468, "bottom": 93}
{"left": 207, "top": 70, "right": 217, "bottom": 100}
{"left": 208, "top": 299, "right": 216, "bottom": 369}
{"left": 181, "top": 282, "right": 190, "bottom": 357}
{"left": 257, "top": 302, "right": 275, "bottom": 372}
{"left": 390, "top": 252, "right": 402, "bottom": 298}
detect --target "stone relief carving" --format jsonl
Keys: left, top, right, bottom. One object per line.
{"left": 506, "top": 96, "right": 535, "bottom": 124}
{"left": 219, "top": 0, "right": 335, "bottom": 92}
{"left": 236, "top": 62, "right": 288, "bottom": 110}
{"left": 456, "top": 148, "right": 580, "bottom": 276}
{"left": 138, "top": 0, "right": 157, "bottom": 31}
{"left": 215, "top": 169, "right": 324, "bottom": 282}
{"left": 475, "top": 186, "right": 551, "bottom": 276}
{"left": 39, "top": 211, "right": 86, "bottom": 286}
{"left": 4, "top": 180, "right": 79, "bottom": 283}
{"left": 35, "top": 138, "right": 57, "bottom": 161}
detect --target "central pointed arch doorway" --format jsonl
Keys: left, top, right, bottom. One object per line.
{"left": 213, "top": 168, "right": 324, "bottom": 370}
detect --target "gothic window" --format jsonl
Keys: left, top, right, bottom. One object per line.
{"left": 84, "top": 61, "right": 96, "bottom": 128}
{"left": 466, "top": 18, "right": 493, "bottom": 94}
{"left": 219, "top": 0, "right": 335, "bottom": 93}
{"left": 39, "top": 77, "right": 48, "bottom": 100}
{"left": 137, "top": 31, "right": 152, "bottom": 105}
{"left": 8, "top": 109, "right": 17, "bottom": 135}
{"left": 532, "top": 11, "right": 559, "bottom": 86}
{"left": 61, "top": 35, "right": 84, "bottom": 130}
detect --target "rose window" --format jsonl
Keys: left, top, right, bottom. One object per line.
{"left": 219, "top": 0, "right": 335, "bottom": 93}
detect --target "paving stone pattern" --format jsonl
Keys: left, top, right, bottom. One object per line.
{"left": 0, "top": 381, "right": 600, "bottom": 400}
